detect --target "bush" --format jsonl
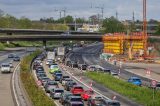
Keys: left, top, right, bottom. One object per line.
{"left": 86, "top": 72, "right": 160, "bottom": 106}
{"left": 20, "top": 50, "right": 55, "bottom": 106}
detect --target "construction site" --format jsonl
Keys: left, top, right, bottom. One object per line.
{"left": 101, "top": 0, "right": 160, "bottom": 63}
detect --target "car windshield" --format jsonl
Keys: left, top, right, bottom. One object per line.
{"left": 133, "top": 79, "right": 141, "bottom": 82}
{"left": 55, "top": 90, "right": 64, "bottom": 93}
{"left": 74, "top": 87, "right": 83, "bottom": 89}
{"left": 71, "top": 98, "right": 82, "bottom": 101}
{"left": 49, "top": 81, "right": 57, "bottom": 85}
{"left": 108, "top": 102, "right": 120, "bottom": 106}
{"left": 63, "top": 76, "right": 70, "bottom": 78}
{"left": 2, "top": 65, "right": 10, "bottom": 67}
{"left": 50, "top": 65, "right": 58, "bottom": 69}
{"left": 56, "top": 73, "right": 62, "bottom": 76}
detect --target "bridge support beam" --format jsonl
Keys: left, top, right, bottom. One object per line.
{"left": 43, "top": 40, "right": 47, "bottom": 50}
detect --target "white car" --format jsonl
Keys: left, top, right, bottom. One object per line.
{"left": 1, "top": 63, "right": 11, "bottom": 73}
{"left": 46, "top": 59, "right": 53, "bottom": 65}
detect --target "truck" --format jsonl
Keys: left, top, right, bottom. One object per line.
{"left": 47, "top": 51, "right": 55, "bottom": 60}
{"left": 57, "top": 47, "right": 65, "bottom": 56}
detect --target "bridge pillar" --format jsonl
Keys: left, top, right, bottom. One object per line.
{"left": 43, "top": 40, "right": 47, "bottom": 50}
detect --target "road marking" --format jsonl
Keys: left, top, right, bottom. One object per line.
{"left": 64, "top": 67, "right": 110, "bottom": 100}
{"left": 12, "top": 63, "right": 20, "bottom": 106}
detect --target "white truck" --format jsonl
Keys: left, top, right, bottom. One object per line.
{"left": 57, "top": 47, "right": 65, "bottom": 56}
{"left": 47, "top": 52, "right": 55, "bottom": 60}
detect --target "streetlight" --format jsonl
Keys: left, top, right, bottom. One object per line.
{"left": 74, "top": 16, "right": 77, "bottom": 31}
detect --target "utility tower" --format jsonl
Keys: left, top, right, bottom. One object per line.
{"left": 61, "top": 8, "right": 66, "bottom": 24}
{"left": 55, "top": 9, "right": 62, "bottom": 19}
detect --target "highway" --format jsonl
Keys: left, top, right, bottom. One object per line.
{"left": 0, "top": 48, "right": 36, "bottom": 106}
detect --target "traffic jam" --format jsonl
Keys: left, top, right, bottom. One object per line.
{"left": 32, "top": 51, "right": 121, "bottom": 106}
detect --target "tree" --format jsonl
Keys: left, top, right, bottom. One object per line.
{"left": 155, "top": 24, "right": 160, "bottom": 35}
{"left": 101, "top": 16, "right": 125, "bottom": 33}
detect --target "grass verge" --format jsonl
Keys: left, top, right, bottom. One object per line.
{"left": 20, "top": 50, "right": 56, "bottom": 106}
{"left": 85, "top": 72, "right": 160, "bottom": 106}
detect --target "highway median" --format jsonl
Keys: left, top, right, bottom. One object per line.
{"left": 85, "top": 72, "right": 160, "bottom": 106}
{"left": 20, "top": 50, "right": 56, "bottom": 106}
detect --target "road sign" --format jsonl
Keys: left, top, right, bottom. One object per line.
{"left": 151, "top": 80, "right": 157, "bottom": 88}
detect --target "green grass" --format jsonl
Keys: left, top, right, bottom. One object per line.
{"left": 20, "top": 50, "right": 56, "bottom": 106}
{"left": 86, "top": 72, "right": 160, "bottom": 106}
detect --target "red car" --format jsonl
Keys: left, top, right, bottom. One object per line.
{"left": 71, "top": 85, "right": 84, "bottom": 95}
{"left": 81, "top": 90, "right": 94, "bottom": 101}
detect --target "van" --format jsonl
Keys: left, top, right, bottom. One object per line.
{"left": 1, "top": 63, "right": 11, "bottom": 73}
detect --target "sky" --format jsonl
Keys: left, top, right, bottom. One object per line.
{"left": 0, "top": 0, "right": 159, "bottom": 21}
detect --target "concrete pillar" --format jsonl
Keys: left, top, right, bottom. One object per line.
{"left": 43, "top": 40, "right": 47, "bottom": 50}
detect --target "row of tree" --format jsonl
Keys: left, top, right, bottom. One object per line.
{"left": 0, "top": 14, "right": 68, "bottom": 30}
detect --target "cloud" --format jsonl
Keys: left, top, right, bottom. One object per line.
{"left": 0, "top": 0, "right": 159, "bottom": 20}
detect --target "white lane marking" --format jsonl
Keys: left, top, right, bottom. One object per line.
{"left": 64, "top": 67, "right": 110, "bottom": 100}
{"left": 12, "top": 63, "right": 20, "bottom": 106}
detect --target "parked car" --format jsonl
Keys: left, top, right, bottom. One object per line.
{"left": 128, "top": 77, "right": 142, "bottom": 86}
{"left": 13, "top": 55, "right": 20, "bottom": 61}
{"left": 110, "top": 72, "right": 119, "bottom": 79}
{"left": 64, "top": 81, "right": 77, "bottom": 91}
{"left": 1, "top": 63, "right": 11, "bottom": 73}
{"left": 44, "top": 80, "right": 59, "bottom": 93}
{"left": 103, "top": 99, "right": 121, "bottom": 106}
{"left": 59, "top": 91, "right": 73, "bottom": 105}
{"left": 78, "top": 64, "right": 87, "bottom": 70}
{"left": 81, "top": 90, "right": 94, "bottom": 101}
{"left": 71, "top": 85, "right": 84, "bottom": 95}
{"left": 64, "top": 96, "right": 84, "bottom": 106}
{"left": 50, "top": 88, "right": 64, "bottom": 99}
{"left": 87, "top": 95, "right": 104, "bottom": 106}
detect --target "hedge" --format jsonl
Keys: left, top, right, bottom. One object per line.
{"left": 20, "top": 50, "right": 56, "bottom": 106}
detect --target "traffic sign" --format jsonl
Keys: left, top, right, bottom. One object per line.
{"left": 151, "top": 80, "right": 157, "bottom": 88}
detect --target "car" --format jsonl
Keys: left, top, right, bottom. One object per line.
{"left": 87, "top": 95, "right": 104, "bottom": 106}
{"left": 87, "top": 65, "right": 97, "bottom": 71}
{"left": 54, "top": 73, "right": 63, "bottom": 81}
{"left": 64, "top": 81, "right": 77, "bottom": 91}
{"left": 128, "top": 77, "right": 142, "bottom": 86}
{"left": 50, "top": 88, "right": 64, "bottom": 99}
{"left": 61, "top": 31, "right": 71, "bottom": 36}
{"left": 110, "top": 72, "right": 119, "bottom": 79}
{"left": 64, "top": 96, "right": 84, "bottom": 106}
{"left": 81, "top": 90, "right": 94, "bottom": 101}
{"left": 70, "top": 61, "right": 78, "bottom": 68}
{"left": 44, "top": 80, "right": 59, "bottom": 93}
{"left": 59, "top": 91, "right": 73, "bottom": 105}
{"left": 38, "top": 77, "right": 50, "bottom": 86}
{"left": 46, "top": 59, "right": 53, "bottom": 65}
{"left": 37, "top": 73, "right": 47, "bottom": 80}
{"left": 9, "top": 61, "right": 14, "bottom": 68}
{"left": 8, "top": 53, "right": 15, "bottom": 58}
{"left": 13, "top": 55, "right": 20, "bottom": 61}
{"left": 62, "top": 78, "right": 73, "bottom": 86}
{"left": 49, "top": 64, "right": 60, "bottom": 74}
{"left": 103, "top": 99, "right": 121, "bottom": 106}
{"left": 66, "top": 60, "right": 72, "bottom": 66}
{"left": 71, "top": 85, "right": 84, "bottom": 95}
{"left": 78, "top": 64, "right": 87, "bottom": 70}
{"left": 1, "top": 63, "right": 11, "bottom": 73}
{"left": 60, "top": 75, "right": 70, "bottom": 83}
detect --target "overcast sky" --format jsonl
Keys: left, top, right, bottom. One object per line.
{"left": 0, "top": 0, "right": 159, "bottom": 20}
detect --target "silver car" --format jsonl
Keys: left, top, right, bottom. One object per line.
{"left": 50, "top": 88, "right": 64, "bottom": 99}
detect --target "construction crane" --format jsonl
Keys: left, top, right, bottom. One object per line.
{"left": 143, "top": 0, "right": 148, "bottom": 57}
